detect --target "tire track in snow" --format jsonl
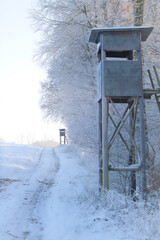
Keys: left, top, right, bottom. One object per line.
{"left": 25, "top": 147, "right": 60, "bottom": 240}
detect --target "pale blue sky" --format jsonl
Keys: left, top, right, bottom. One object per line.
{"left": 0, "top": 0, "right": 60, "bottom": 143}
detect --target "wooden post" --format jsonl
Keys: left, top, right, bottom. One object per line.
{"left": 139, "top": 35, "right": 146, "bottom": 200}
{"left": 98, "top": 100, "right": 103, "bottom": 189}
{"left": 102, "top": 97, "right": 109, "bottom": 189}
{"left": 101, "top": 33, "right": 109, "bottom": 190}
{"left": 129, "top": 102, "right": 136, "bottom": 197}
{"left": 139, "top": 96, "right": 146, "bottom": 200}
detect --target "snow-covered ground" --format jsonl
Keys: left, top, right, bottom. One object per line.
{"left": 0, "top": 143, "right": 160, "bottom": 240}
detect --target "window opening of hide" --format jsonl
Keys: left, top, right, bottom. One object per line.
{"left": 97, "top": 49, "right": 138, "bottom": 62}
{"left": 105, "top": 50, "right": 138, "bottom": 61}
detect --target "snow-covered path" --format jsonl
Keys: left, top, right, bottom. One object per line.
{"left": 0, "top": 143, "right": 120, "bottom": 240}
{"left": 0, "top": 143, "right": 160, "bottom": 240}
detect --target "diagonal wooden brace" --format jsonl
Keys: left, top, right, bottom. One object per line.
{"left": 109, "top": 105, "right": 129, "bottom": 148}
{"left": 108, "top": 101, "right": 135, "bottom": 150}
{"left": 109, "top": 113, "right": 130, "bottom": 152}
{"left": 110, "top": 98, "right": 141, "bottom": 156}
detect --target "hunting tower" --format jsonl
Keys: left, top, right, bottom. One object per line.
{"left": 59, "top": 129, "right": 67, "bottom": 144}
{"left": 89, "top": 26, "right": 153, "bottom": 198}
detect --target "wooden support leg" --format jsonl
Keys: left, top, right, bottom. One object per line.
{"left": 98, "top": 100, "right": 103, "bottom": 190}
{"left": 129, "top": 102, "right": 136, "bottom": 197}
{"left": 102, "top": 96, "right": 109, "bottom": 190}
{"left": 101, "top": 33, "right": 109, "bottom": 190}
{"left": 139, "top": 96, "right": 147, "bottom": 200}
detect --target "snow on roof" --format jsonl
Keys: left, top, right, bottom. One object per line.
{"left": 89, "top": 26, "right": 153, "bottom": 43}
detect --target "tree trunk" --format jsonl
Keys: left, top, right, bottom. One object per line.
{"left": 133, "top": 0, "right": 149, "bottom": 199}
{"left": 133, "top": 0, "right": 145, "bottom": 26}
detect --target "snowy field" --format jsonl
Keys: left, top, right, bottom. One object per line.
{"left": 0, "top": 143, "right": 160, "bottom": 240}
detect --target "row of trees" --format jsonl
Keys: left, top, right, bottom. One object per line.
{"left": 31, "top": 0, "right": 134, "bottom": 148}
{"left": 31, "top": 0, "right": 160, "bottom": 193}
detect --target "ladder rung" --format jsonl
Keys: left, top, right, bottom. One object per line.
{"left": 109, "top": 164, "right": 141, "bottom": 172}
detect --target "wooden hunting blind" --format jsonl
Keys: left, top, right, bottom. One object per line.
{"left": 59, "top": 129, "right": 66, "bottom": 144}
{"left": 89, "top": 26, "right": 154, "bottom": 199}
